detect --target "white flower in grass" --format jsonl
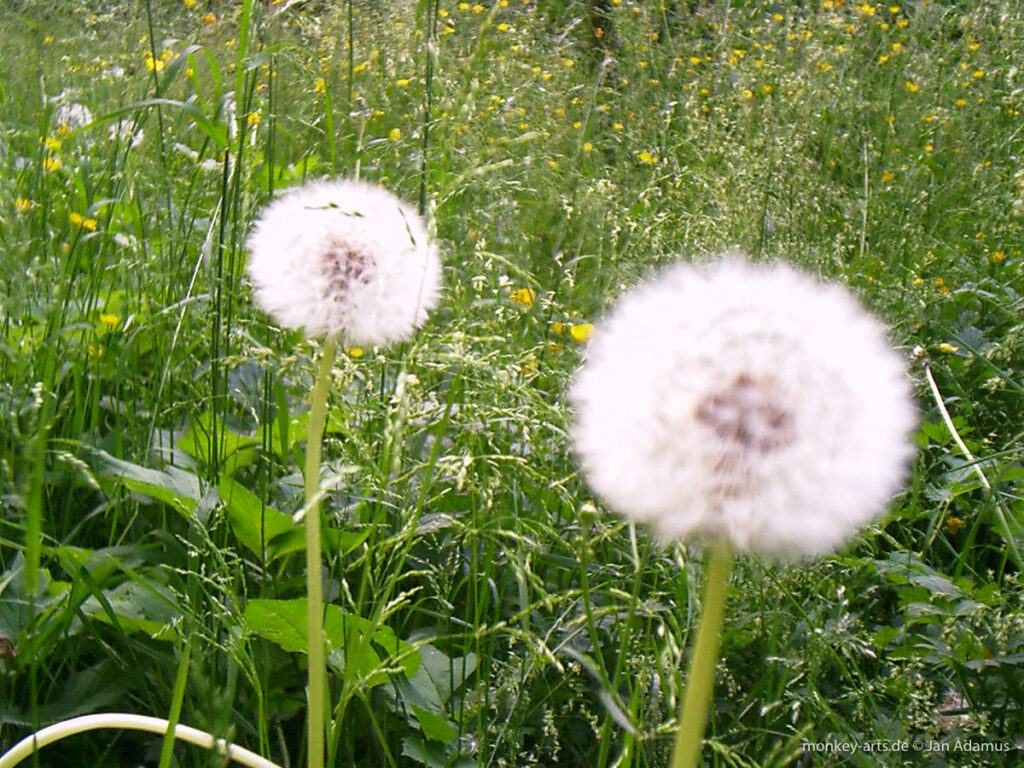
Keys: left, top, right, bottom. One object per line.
{"left": 569, "top": 257, "right": 917, "bottom": 556}
{"left": 54, "top": 101, "right": 93, "bottom": 130}
{"left": 246, "top": 179, "right": 442, "bottom": 345}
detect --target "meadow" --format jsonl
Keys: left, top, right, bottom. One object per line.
{"left": 1, "top": 0, "right": 1023, "bottom": 766}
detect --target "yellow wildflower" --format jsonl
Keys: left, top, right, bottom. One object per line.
{"left": 990, "top": 251, "right": 1005, "bottom": 264}
{"left": 638, "top": 150, "right": 658, "bottom": 165}
{"left": 99, "top": 313, "right": 119, "bottom": 327}
{"left": 314, "top": 77, "right": 326, "bottom": 93}
{"left": 904, "top": 80, "right": 919, "bottom": 92}
{"left": 15, "top": 197, "right": 32, "bottom": 212}
{"left": 510, "top": 288, "right": 536, "bottom": 308}
{"left": 345, "top": 347, "right": 364, "bottom": 358}
{"left": 388, "top": 128, "right": 401, "bottom": 141}
{"left": 203, "top": 13, "right": 216, "bottom": 24}
{"left": 41, "top": 136, "right": 62, "bottom": 151}
{"left": 70, "top": 212, "right": 99, "bottom": 231}
{"left": 42, "top": 157, "right": 62, "bottom": 172}
{"left": 582, "top": 142, "right": 593, "bottom": 152}
{"left": 570, "top": 323, "right": 594, "bottom": 342}
{"left": 247, "top": 111, "right": 261, "bottom": 126}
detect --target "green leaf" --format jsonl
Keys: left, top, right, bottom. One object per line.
{"left": 177, "top": 413, "right": 260, "bottom": 476}
{"left": 218, "top": 476, "right": 295, "bottom": 559}
{"left": 244, "top": 598, "right": 420, "bottom": 687}
{"left": 94, "top": 449, "right": 199, "bottom": 517}
{"left": 402, "top": 734, "right": 448, "bottom": 768}
{"left": 411, "top": 705, "right": 457, "bottom": 743}
{"left": 80, "top": 578, "right": 179, "bottom": 641}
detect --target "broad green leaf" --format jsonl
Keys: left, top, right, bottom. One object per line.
{"left": 94, "top": 449, "right": 199, "bottom": 517}
{"left": 411, "top": 705, "right": 457, "bottom": 743}
{"left": 245, "top": 598, "right": 419, "bottom": 687}
{"left": 80, "top": 579, "right": 178, "bottom": 641}
{"left": 218, "top": 476, "right": 294, "bottom": 558}
{"left": 177, "top": 413, "right": 260, "bottom": 476}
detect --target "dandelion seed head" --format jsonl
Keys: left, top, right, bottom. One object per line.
{"left": 246, "top": 179, "right": 441, "bottom": 346}
{"left": 569, "top": 258, "right": 917, "bottom": 556}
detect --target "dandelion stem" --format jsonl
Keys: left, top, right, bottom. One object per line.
{"left": 670, "top": 540, "right": 733, "bottom": 768}
{"left": 304, "top": 337, "right": 337, "bottom": 768}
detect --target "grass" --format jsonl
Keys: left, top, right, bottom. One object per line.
{"left": 1, "top": 0, "right": 1023, "bottom": 766}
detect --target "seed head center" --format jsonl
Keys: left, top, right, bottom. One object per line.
{"left": 695, "top": 373, "right": 794, "bottom": 454}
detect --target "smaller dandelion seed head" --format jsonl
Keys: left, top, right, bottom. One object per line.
{"left": 246, "top": 179, "right": 442, "bottom": 346}
{"left": 569, "top": 257, "right": 918, "bottom": 556}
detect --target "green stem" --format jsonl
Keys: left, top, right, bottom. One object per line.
{"left": 157, "top": 639, "right": 193, "bottom": 768}
{"left": 0, "top": 713, "right": 282, "bottom": 768}
{"left": 304, "top": 337, "right": 338, "bottom": 768}
{"left": 670, "top": 540, "right": 733, "bottom": 768}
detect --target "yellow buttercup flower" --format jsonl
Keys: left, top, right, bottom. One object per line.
{"left": 99, "top": 313, "right": 119, "bottom": 327}
{"left": 570, "top": 323, "right": 594, "bottom": 342}
{"left": 388, "top": 128, "right": 401, "bottom": 141}
{"left": 510, "top": 288, "right": 535, "bottom": 308}
{"left": 15, "top": 198, "right": 33, "bottom": 212}
{"left": 70, "top": 213, "right": 99, "bottom": 231}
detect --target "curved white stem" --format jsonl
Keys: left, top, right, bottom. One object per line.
{"left": 0, "top": 713, "right": 283, "bottom": 768}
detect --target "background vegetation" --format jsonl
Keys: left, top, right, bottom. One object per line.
{"left": 1, "top": 0, "right": 1022, "bottom": 766}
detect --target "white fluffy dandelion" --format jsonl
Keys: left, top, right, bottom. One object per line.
{"left": 569, "top": 257, "right": 917, "bottom": 556}
{"left": 246, "top": 179, "right": 442, "bottom": 345}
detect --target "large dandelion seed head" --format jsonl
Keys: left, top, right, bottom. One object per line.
{"left": 246, "top": 179, "right": 442, "bottom": 346}
{"left": 569, "top": 258, "right": 917, "bottom": 556}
